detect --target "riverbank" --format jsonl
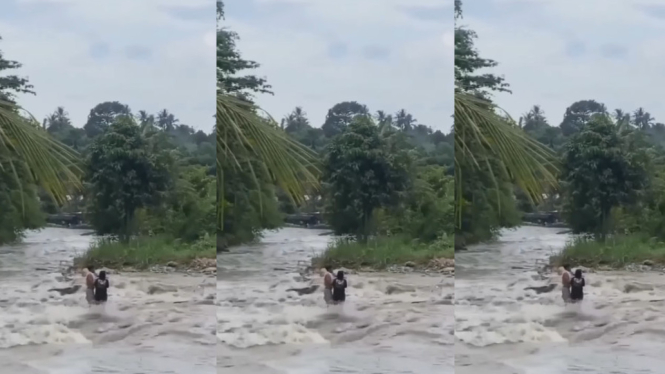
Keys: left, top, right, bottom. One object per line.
{"left": 312, "top": 235, "right": 454, "bottom": 273}
{"left": 218, "top": 227, "right": 453, "bottom": 374}
{"left": 549, "top": 234, "right": 665, "bottom": 270}
{"left": 74, "top": 234, "right": 216, "bottom": 272}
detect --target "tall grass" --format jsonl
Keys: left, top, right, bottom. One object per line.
{"left": 551, "top": 234, "right": 665, "bottom": 268}
{"left": 313, "top": 235, "right": 453, "bottom": 270}
{"left": 74, "top": 234, "right": 215, "bottom": 270}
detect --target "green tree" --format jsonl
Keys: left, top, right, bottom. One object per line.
{"left": 454, "top": 0, "right": 557, "bottom": 242}
{"left": 86, "top": 116, "right": 171, "bottom": 242}
{"left": 217, "top": 0, "right": 271, "bottom": 97}
{"left": 0, "top": 38, "right": 81, "bottom": 218}
{"left": 561, "top": 115, "right": 647, "bottom": 239}
{"left": 0, "top": 36, "right": 35, "bottom": 102}
{"left": 323, "top": 117, "right": 409, "bottom": 242}
{"left": 559, "top": 100, "right": 607, "bottom": 137}
{"left": 84, "top": 101, "right": 132, "bottom": 138}
{"left": 321, "top": 101, "right": 369, "bottom": 138}
{"left": 217, "top": 1, "right": 320, "bottom": 249}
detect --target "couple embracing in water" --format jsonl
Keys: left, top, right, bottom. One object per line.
{"left": 561, "top": 264, "right": 585, "bottom": 304}
{"left": 321, "top": 266, "right": 347, "bottom": 306}
{"left": 84, "top": 265, "right": 110, "bottom": 306}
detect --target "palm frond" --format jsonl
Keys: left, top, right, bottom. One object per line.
{"left": 0, "top": 99, "right": 82, "bottom": 205}
{"left": 454, "top": 91, "right": 559, "bottom": 224}
{"left": 217, "top": 93, "right": 320, "bottom": 229}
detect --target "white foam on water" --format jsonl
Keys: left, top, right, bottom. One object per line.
{"left": 0, "top": 228, "right": 216, "bottom": 373}
{"left": 455, "top": 226, "right": 665, "bottom": 373}
{"left": 218, "top": 228, "right": 453, "bottom": 374}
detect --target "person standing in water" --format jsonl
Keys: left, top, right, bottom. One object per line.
{"left": 322, "top": 266, "right": 334, "bottom": 307}
{"left": 94, "top": 270, "right": 110, "bottom": 304}
{"left": 332, "top": 270, "right": 347, "bottom": 305}
{"left": 85, "top": 265, "right": 97, "bottom": 306}
{"left": 561, "top": 264, "right": 573, "bottom": 304}
{"left": 570, "top": 269, "right": 585, "bottom": 303}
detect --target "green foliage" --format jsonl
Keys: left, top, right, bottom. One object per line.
{"left": 0, "top": 155, "right": 44, "bottom": 244}
{"left": 323, "top": 117, "right": 410, "bottom": 241}
{"left": 552, "top": 234, "right": 665, "bottom": 268}
{"left": 559, "top": 100, "right": 607, "bottom": 137}
{"left": 0, "top": 36, "right": 34, "bottom": 102}
{"left": 321, "top": 101, "right": 370, "bottom": 138}
{"left": 217, "top": 0, "right": 271, "bottom": 97}
{"left": 86, "top": 116, "right": 172, "bottom": 242}
{"left": 375, "top": 166, "right": 454, "bottom": 241}
{"left": 561, "top": 115, "right": 647, "bottom": 239}
{"left": 312, "top": 234, "right": 453, "bottom": 270}
{"left": 454, "top": 0, "right": 557, "bottom": 244}
{"left": 75, "top": 234, "right": 215, "bottom": 270}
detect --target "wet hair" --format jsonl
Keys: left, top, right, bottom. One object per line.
{"left": 98, "top": 270, "right": 107, "bottom": 280}
{"left": 574, "top": 269, "right": 582, "bottom": 278}
{"left": 324, "top": 266, "right": 333, "bottom": 273}
{"left": 563, "top": 264, "right": 571, "bottom": 271}
{"left": 88, "top": 265, "right": 95, "bottom": 272}
{"left": 336, "top": 270, "right": 344, "bottom": 280}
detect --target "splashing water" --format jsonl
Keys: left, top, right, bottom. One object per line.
{"left": 0, "top": 228, "right": 216, "bottom": 373}
{"left": 455, "top": 226, "right": 665, "bottom": 374}
{"left": 217, "top": 228, "right": 453, "bottom": 374}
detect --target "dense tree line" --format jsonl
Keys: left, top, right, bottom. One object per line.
{"left": 455, "top": 0, "right": 665, "bottom": 246}
{"left": 0, "top": 33, "right": 214, "bottom": 245}
{"left": 218, "top": 0, "right": 454, "bottom": 249}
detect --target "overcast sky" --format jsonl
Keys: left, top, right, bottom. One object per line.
{"left": 225, "top": 0, "right": 453, "bottom": 132}
{"left": 0, "top": 0, "right": 215, "bottom": 131}
{"left": 461, "top": 0, "right": 665, "bottom": 126}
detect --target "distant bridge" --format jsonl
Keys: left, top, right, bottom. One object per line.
{"left": 522, "top": 211, "right": 561, "bottom": 225}
{"left": 46, "top": 212, "right": 84, "bottom": 226}
{"left": 284, "top": 212, "right": 323, "bottom": 227}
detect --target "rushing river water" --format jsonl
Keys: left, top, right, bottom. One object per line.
{"left": 455, "top": 226, "right": 665, "bottom": 373}
{"left": 0, "top": 228, "right": 216, "bottom": 374}
{"left": 217, "top": 228, "right": 453, "bottom": 374}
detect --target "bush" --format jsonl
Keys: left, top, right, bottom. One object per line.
{"left": 74, "top": 234, "right": 215, "bottom": 270}
{"left": 312, "top": 234, "right": 453, "bottom": 270}
{"left": 551, "top": 234, "right": 665, "bottom": 268}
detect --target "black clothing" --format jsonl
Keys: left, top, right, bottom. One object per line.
{"left": 570, "top": 277, "right": 584, "bottom": 301}
{"left": 332, "top": 278, "right": 347, "bottom": 302}
{"left": 94, "top": 278, "right": 109, "bottom": 302}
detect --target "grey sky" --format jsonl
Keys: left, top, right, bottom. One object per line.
{"left": 225, "top": 0, "right": 453, "bottom": 132}
{"left": 0, "top": 0, "right": 215, "bottom": 131}
{"left": 462, "top": 0, "right": 665, "bottom": 126}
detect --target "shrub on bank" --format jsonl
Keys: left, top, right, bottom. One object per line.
{"left": 313, "top": 234, "right": 453, "bottom": 270}
{"left": 551, "top": 234, "right": 665, "bottom": 268}
{"left": 74, "top": 234, "right": 215, "bottom": 270}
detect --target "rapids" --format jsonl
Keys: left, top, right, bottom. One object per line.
{"left": 217, "top": 228, "right": 453, "bottom": 374}
{"left": 455, "top": 226, "right": 665, "bottom": 373}
{"left": 0, "top": 228, "right": 216, "bottom": 373}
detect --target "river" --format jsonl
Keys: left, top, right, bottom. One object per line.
{"left": 0, "top": 228, "right": 216, "bottom": 373}
{"left": 455, "top": 226, "right": 665, "bottom": 373}
{"left": 217, "top": 228, "right": 453, "bottom": 374}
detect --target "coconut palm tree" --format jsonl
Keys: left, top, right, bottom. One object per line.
{"left": 0, "top": 98, "right": 81, "bottom": 206}
{"left": 217, "top": 93, "right": 320, "bottom": 229}
{"left": 454, "top": 91, "right": 558, "bottom": 223}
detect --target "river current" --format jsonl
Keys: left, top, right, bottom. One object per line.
{"left": 0, "top": 228, "right": 216, "bottom": 373}
{"left": 217, "top": 228, "right": 453, "bottom": 374}
{"left": 455, "top": 226, "right": 665, "bottom": 373}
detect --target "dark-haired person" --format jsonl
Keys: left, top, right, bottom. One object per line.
{"left": 561, "top": 264, "right": 573, "bottom": 304}
{"left": 332, "top": 270, "right": 347, "bottom": 305}
{"left": 570, "top": 269, "right": 585, "bottom": 303}
{"left": 94, "top": 270, "right": 110, "bottom": 305}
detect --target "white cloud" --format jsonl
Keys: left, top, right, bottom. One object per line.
{"left": 464, "top": 0, "right": 665, "bottom": 124}
{"left": 226, "top": 0, "right": 453, "bottom": 131}
{"left": 0, "top": 0, "right": 215, "bottom": 130}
